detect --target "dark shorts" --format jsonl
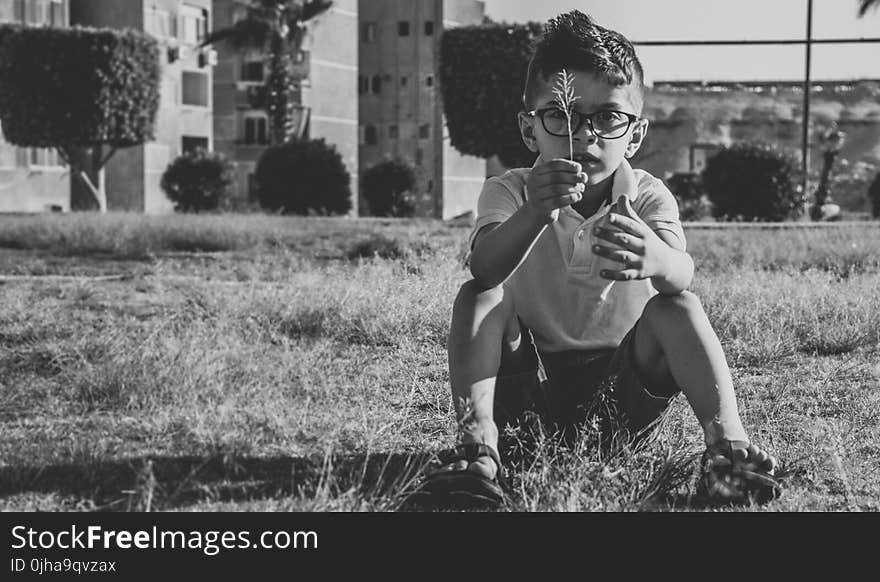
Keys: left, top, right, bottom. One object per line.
{"left": 494, "top": 320, "right": 681, "bottom": 441}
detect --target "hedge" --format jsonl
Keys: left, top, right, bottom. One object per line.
{"left": 439, "top": 22, "right": 543, "bottom": 168}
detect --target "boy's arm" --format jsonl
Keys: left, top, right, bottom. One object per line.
{"left": 648, "top": 229, "right": 694, "bottom": 295}
{"left": 470, "top": 159, "right": 587, "bottom": 289}
{"left": 469, "top": 204, "right": 553, "bottom": 289}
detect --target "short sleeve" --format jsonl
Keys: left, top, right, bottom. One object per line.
{"left": 634, "top": 176, "right": 687, "bottom": 251}
{"left": 466, "top": 174, "right": 525, "bottom": 251}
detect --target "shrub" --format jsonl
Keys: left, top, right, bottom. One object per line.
{"left": 702, "top": 142, "right": 803, "bottom": 222}
{"left": 869, "top": 172, "right": 880, "bottom": 219}
{"left": 161, "top": 149, "right": 236, "bottom": 213}
{"left": 439, "top": 22, "right": 543, "bottom": 168}
{"left": 665, "top": 172, "right": 712, "bottom": 221}
{"left": 254, "top": 138, "right": 351, "bottom": 215}
{"left": 361, "top": 160, "right": 417, "bottom": 217}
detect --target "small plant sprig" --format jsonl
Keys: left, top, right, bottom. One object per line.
{"left": 552, "top": 69, "right": 581, "bottom": 160}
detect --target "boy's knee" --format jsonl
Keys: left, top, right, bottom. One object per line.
{"left": 644, "top": 290, "right": 704, "bottom": 320}
{"left": 455, "top": 279, "right": 507, "bottom": 309}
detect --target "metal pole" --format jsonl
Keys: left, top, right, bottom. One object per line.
{"left": 801, "top": 0, "right": 813, "bottom": 219}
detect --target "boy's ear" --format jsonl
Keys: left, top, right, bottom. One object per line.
{"left": 624, "top": 118, "right": 649, "bottom": 159}
{"left": 517, "top": 111, "right": 540, "bottom": 153}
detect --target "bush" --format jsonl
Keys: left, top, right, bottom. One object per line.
{"left": 702, "top": 142, "right": 803, "bottom": 222}
{"left": 361, "top": 160, "right": 417, "bottom": 217}
{"left": 161, "top": 149, "right": 236, "bottom": 213}
{"left": 254, "top": 138, "right": 351, "bottom": 215}
{"left": 0, "top": 24, "right": 159, "bottom": 148}
{"left": 665, "top": 172, "right": 712, "bottom": 221}
{"left": 439, "top": 22, "right": 544, "bottom": 168}
{"left": 869, "top": 172, "right": 880, "bottom": 219}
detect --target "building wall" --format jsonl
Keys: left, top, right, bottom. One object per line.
{"left": 212, "top": 0, "right": 356, "bottom": 213}
{"left": 303, "top": 0, "right": 359, "bottom": 215}
{"left": 0, "top": 0, "right": 70, "bottom": 213}
{"left": 358, "top": 0, "right": 484, "bottom": 219}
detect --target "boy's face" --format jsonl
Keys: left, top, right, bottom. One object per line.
{"left": 518, "top": 70, "right": 649, "bottom": 186}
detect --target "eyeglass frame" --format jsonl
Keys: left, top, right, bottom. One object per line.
{"left": 526, "top": 107, "right": 641, "bottom": 140}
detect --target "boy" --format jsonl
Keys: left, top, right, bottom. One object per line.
{"left": 420, "top": 10, "right": 780, "bottom": 508}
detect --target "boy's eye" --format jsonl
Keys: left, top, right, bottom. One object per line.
{"left": 595, "top": 111, "right": 623, "bottom": 123}
{"left": 546, "top": 109, "right": 567, "bottom": 120}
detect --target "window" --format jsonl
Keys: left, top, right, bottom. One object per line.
{"left": 361, "top": 22, "right": 376, "bottom": 43}
{"left": 365, "top": 125, "right": 377, "bottom": 146}
{"left": 182, "top": 136, "right": 209, "bottom": 154}
{"left": 49, "top": 0, "right": 63, "bottom": 26}
{"left": 180, "top": 4, "right": 208, "bottom": 45}
{"left": 241, "top": 61, "right": 264, "bottom": 82}
{"left": 398, "top": 21, "right": 409, "bottom": 36}
{"left": 424, "top": 21, "right": 434, "bottom": 36}
{"left": 400, "top": 76, "right": 408, "bottom": 88}
{"left": 28, "top": 147, "right": 64, "bottom": 169}
{"left": 147, "top": 7, "right": 175, "bottom": 38}
{"left": 388, "top": 125, "right": 398, "bottom": 139}
{"left": 358, "top": 75, "right": 369, "bottom": 95}
{"left": 427, "top": 179, "right": 433, "bottom": 192}
{"left": 243, "top": 116, "right": 268, "bottom": 145}
{"left": 419, "top": 124, "right": 430, "bottom": 139}
{"left": 426, "top": 75, "right": 434, "bottom": 87}
{"left": 182, "top": 71, "right": 209, "bottom": 106}
{"left": 371, "top": 75, "right": 382, "bottom": 94}
{"left": 415, "top": 149, "right": 423, "bottom": 166}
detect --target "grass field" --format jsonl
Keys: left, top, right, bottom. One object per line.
{"left": 0, "top": 213, "right": 878, "bottom": 512}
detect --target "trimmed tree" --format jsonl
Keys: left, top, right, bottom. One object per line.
{"left": 439, "top": 22, "right": 543, "bottom": 168}
{"left": 254, "top": 138, "right": 351, "bottom": 215}
{"left": 0, "top": 25, "right": 160, "bottom": 211}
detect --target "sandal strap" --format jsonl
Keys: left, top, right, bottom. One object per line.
{"left": 435, "top": 443, "right": 501, "bottom": 472}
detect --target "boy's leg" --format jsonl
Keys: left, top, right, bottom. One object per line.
{"left": 444, "top": 280, "right": 535, "bottom": 479}
{"left": 631, "top": 291, "right": 773, "bottom": 465}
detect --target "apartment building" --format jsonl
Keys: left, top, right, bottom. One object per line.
{"left": 0, "top": 0, "right": 70, "bottom": 212}
{"left": 358, "top": 0, "right": 485, "bottom": 219}
{"left": 212, "top": 0, "right": 359, "bottom": 213}
{"left": 70, "top": 0, "right": 214, "bottom": 213}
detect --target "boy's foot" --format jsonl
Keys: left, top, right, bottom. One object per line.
{"left": 698, "top": 439, "right": 782, "bottom": 505}
{"left": 408, "top": 443, "right": 507, "bottom": 510}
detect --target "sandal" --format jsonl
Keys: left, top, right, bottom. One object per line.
{"left": 406, "top": 443, "right": 507, "bottom": 510}
{"left": 698, "top": 440, "right": 783, "bottom": 505}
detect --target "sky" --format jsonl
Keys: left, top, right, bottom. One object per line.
{"left": 480, "top": 0, "right": 880, "bottom": 83}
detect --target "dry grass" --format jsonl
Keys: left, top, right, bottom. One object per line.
{"left": 1, "top": 214, "right": 878, "bottom": 512}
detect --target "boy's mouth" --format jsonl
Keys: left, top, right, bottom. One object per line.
{"left": 573, "top": 153, "right": 601, "bottom": 165}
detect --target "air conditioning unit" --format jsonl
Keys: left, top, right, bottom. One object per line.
{"left": 198, "top": 49, "right": 218, "bottom": 68}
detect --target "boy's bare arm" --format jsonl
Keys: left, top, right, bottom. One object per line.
{"left": 470, "top": 160, "right": 587, "bottom": 289}
{"left": 648, "top": 229, "right": 694, "bottom": 295}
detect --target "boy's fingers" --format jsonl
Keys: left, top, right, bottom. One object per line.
{"left": 540, "top": 158, "right": 583, "bottom": 173}
{"left": 599, "top": 268, "right": 641, "bottom": 281}
{"left": 606, "top": 212, "right": 647, "bottom": 236}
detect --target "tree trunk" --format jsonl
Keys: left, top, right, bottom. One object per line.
{"left": 68, "top": 146, "right": 104, "bottom": 211}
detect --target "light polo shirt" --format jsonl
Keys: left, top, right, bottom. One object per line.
{"left": 467, "top": 159, "right": 687, "bottom": 353}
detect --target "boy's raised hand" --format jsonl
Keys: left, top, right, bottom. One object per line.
{"left": 523, "top": 159, "right": 588, "bottom": 224}
{"left": 592, "top": 196, "right": 672, "bottom": 281}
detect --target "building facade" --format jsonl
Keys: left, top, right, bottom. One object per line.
{"left": 212, "top": 0, "right": 359, "bottom": 213}
{"left": 358, "top": 0, "right": 485, "bottom": 220}
{"left": 70, "top": 0, "right": 214, "bottom": 213}
{"left": 0, "top": 0, "right": 70, "bottom": 212}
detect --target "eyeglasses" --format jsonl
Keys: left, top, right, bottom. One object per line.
{"left": 527, "top": 108, "right": 639, "bottom": 140}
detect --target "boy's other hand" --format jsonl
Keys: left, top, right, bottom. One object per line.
{"left": 523, "top": 159, "right": 588, "bottom": 225}
{"left": 592, "top": 196, "right": 672, "bottom": 281}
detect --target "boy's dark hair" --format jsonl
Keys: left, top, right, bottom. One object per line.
{"left": 523, "top": 10, "right": 645, "bottom": 113}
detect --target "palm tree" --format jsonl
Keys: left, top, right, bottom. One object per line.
{"left": 202, "top": 0, "right": 333, "bottom": 145}
{"left": 859, "top": 0, "right": 879, "bottom": 16}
